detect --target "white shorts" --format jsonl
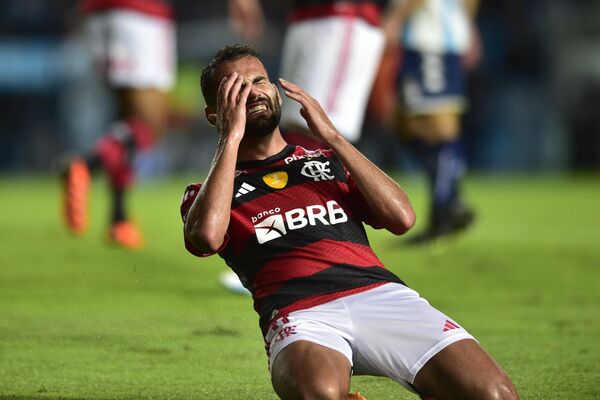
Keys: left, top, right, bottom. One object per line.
{"left": 279, "top": 17, "right": 385, "bottom": 143}
{"left": 86, "top": 9, "right": 175, "bottom": 90}
{"left": 265, "top": 283, "right": 474, "bottom": 391}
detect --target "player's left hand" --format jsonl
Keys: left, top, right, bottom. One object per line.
{"left": 279, "top": 78, "right": 339, "bottom": 144}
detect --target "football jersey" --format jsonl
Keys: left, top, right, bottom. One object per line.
{"left": 180, "top": 145, "right": 404, "bottom": 334}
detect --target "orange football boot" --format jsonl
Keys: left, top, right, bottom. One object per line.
{"left": 109, "top": 220, "right": 144, "bottom": 250}
{"left": 349, "top": 392, "right": 368, "bottom": 399}
{"left": 62, "top": 158, "right": 91, "bottom": 235}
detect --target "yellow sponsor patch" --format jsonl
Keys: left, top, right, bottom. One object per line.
{"left": 262, "top": 171, "right": 288, "bottom": 189}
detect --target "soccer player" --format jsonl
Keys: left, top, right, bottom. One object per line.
{"left": 180, "top": 44, "right": 519, "bottom": 400}
{"left": 61, "top": 0, "right": 264, "bottom": 249}
{"left": 383, "top": 0, "right": 480, "bottom": 242}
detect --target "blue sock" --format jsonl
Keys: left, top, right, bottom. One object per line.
{"left": 409, "top": 138, "right": 466, "bottom": 215}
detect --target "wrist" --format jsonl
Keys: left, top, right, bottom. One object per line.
{"left": 217, "top": 133, "right": 243, "bottom": 152}
{"left": 322, "top": 129, "right": 346, "bottom": 148}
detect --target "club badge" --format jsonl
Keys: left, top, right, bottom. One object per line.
{"left": 262, "top": 171, "right": 288, "bottom": 189}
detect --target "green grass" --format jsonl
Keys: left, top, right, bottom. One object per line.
{"left": 1, "top": 173, "right": 599, "bottom": 399}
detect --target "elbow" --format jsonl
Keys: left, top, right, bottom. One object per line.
{"left": 184, "top": 220, "right": 225, "bottom": 254}
{"left": 388, "top": 208, "right": 417, "bottom": 235}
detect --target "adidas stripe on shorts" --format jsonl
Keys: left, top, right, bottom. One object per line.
{"left": 265, "top": 282, "right": 475, "bottom": 390}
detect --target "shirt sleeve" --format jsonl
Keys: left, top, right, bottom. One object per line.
{"left": 180, "top": 183, "right": 230, "bottom": 257}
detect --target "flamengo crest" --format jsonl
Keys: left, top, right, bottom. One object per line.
{"left": 301, "top": 161, "right": 334, "bottom": 182}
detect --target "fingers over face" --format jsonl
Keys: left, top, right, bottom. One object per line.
{"left": 228, "top": 73, "right": 246, "bottom": 105}
{"left": 216, "top": 76, "right": 229, "bottom": 108}
{"left": 238, "top": 80, "right": 252, "bottom": 104}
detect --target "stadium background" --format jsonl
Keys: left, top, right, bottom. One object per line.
{"left": 1, "top": 1, "right": 599, "bottom": 399}
{"left": 1, "top": 0, "right": 600, "bottom": 173}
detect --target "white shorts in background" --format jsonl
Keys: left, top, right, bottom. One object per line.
{"left": 279, "top": 17, "right": 385, "bottom": 143}
{"left": 86, "top": 9, "right": 175, "bottom": 90}
{"left": 265, "top": 282, "right": 475, "bottom": 391}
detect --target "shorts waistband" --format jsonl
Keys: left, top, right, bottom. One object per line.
{"left": 290, "top": 3, "right": 381, "bottom": 26}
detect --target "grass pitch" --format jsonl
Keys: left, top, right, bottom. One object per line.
{"left": 0, "top": 173, "right": 599, "bottom": 399}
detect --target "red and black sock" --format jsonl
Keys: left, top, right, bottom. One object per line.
{"left": 93, "top": 118, "right": 156, "bottom": 222}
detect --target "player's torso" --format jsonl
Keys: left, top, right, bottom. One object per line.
{"left": 224, "top": 146, "right": 371, "bottom": 281}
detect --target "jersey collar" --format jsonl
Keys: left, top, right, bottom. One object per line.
{"left": 236, "top": 145, "right": 296, "bottom": 170}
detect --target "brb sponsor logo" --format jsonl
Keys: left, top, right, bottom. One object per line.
{"left": 252, "top": 201, "right": 348, "bottom": 244}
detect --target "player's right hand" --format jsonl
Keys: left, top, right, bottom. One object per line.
{"left": 215, "top": 72, "right": 252, "bottom": 143}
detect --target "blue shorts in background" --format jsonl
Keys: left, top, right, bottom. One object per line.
{"left": 397, "top": 49, "right": 466, "bottom": 115}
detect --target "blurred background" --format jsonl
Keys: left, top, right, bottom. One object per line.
{"left": 0, "top": 0, "right": 599, "bottom": 175}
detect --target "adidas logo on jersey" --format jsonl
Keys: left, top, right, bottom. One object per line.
{"left": 235, "top": 182, "right": 256, "bottom": 198}
{"left": 253, "top": 200, "right": 348, "bottom": 244}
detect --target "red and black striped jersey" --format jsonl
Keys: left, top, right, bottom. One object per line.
{"left": 180, "top": 145, "right": 404, "bottom": 334}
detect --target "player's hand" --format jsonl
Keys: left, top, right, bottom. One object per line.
{"left": 279, "top": 78, "right": 339, "bottom": 143}
{"left": 215, "top": 72, "right": 252, "bottom": 143}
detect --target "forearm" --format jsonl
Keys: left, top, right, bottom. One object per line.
{"left": 184, "top": 137, "right": 240, "bottom": 252}
{"left": 325, "top": 133, "right": 416, "bottom": 235}
{"left": 278, "top": 78, "right": 416, "bottom": 234}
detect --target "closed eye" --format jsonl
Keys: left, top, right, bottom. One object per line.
{"left": 253, "top": 76, "right": 268, "bottom": 85}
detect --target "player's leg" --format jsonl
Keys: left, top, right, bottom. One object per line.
{"left": 346, "top": 283, "right": 518, "bottom": 398}
{"left": 395, "top": 50, "right": 474, "bottom": 241}
{"left": 271, "top": 340, "right": 352, "bottom": 400}
{"left": 97, "top": 87, "right": 168, "bottom": 248}
{"left": 64, "top": 9, "right": 174, "bottom": 247}
{"left": 266, "top": 302, "right": 360, "bottom": 399}
{"left": 413, "top": 338, "right": 519, "bottom": 400}
{"left": 405, "top": 110, "right": 474, "bottom": 241}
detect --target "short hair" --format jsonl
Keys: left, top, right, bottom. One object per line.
{"left": 200, "top": 44, "right": 263, "bottom": 107}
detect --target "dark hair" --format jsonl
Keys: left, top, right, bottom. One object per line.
{"left": 200, "top": 44, "right": 262, "bottom": 107}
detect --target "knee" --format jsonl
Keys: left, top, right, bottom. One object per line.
{"left": 274, "top": 378, "right": 345, "bottom": 400}
{"left": 308, "top": 381, "right": 345, "bottom": 400}
{"left": 478, "top": 375, "right": 519, "bottom": 400}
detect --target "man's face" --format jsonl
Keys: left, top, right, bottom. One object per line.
{"left": 214, "top": 56, "right": 281, "bottom": 137}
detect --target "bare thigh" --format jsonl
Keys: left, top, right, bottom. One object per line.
{"left": 271, "top": 340, "right": 352, "bottom": 400}
{"left": 413, "top": 338, "right": 519, "bottom": 400}
{"left": 408, "top": 111, "right": 461, "bottom": 143}
{"left": 116, "top": 88, "right": 169, "bottom": 137}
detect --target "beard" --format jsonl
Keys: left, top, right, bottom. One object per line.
{"left": 244, "top": 93, "right": 282, "bottom": 138}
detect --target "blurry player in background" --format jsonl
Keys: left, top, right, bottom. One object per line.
{"left": 278, "top": 0, "right": 389, "bottom": 150}
{"left": 61, "top": 0, "right": 263, "bottom": 249}
{"left": 382, "top": 0, "right": 481, "bottom": 243}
